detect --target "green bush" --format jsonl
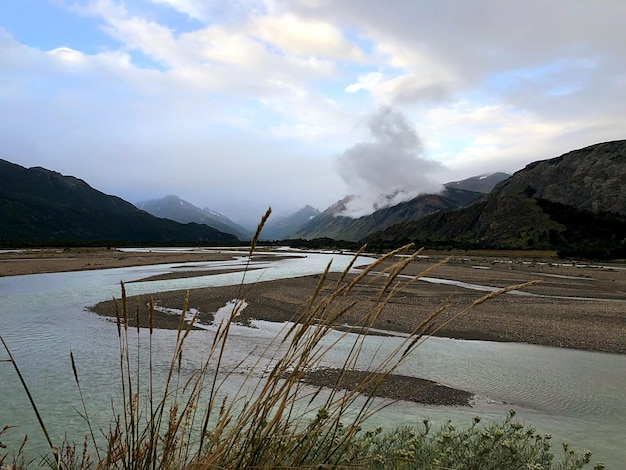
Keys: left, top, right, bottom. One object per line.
{"left": 365, "top": 410, "right": 604, "bottom": 470}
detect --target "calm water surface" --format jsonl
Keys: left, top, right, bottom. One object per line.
{"left": 0, "top": 248, "right": 624, "bottom": 466}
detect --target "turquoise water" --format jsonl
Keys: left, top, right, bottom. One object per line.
{"left": 0, "top": 248, "right": 624, "bottom": 466}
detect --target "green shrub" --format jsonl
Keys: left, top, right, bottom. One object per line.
{"left": 365, "top": 410, "right": 604, "bottom": 470}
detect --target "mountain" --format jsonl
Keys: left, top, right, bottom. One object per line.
{"left": 260, "top": 205, "right": 320, "bottom": 240}
{"left": 0, "top": 160, "right": 238, "bottom": 245}
{"left": 444, "top": 172, "right": 510, "bottom": 193}
{"left": 288, "top": 188, "right": 484, "bottom": 242}
{"left": 136, "top": 195, "right": 252, "bottom": 240}
{"left": 366, "top": 140, "right": 626, "bottom": 257}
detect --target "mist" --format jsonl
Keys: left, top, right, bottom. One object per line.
{"left": 336, "top": 107, "right": 446, "bottom": 218}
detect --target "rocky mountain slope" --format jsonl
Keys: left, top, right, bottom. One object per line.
{"left": 366, "top": 140, "right": 626, "bottom": 257}
{"left": 136, "top": 195, "right": 252, "bottom": 240}
{"left": 0, "top": 160, "right": 238, "bottom": 245}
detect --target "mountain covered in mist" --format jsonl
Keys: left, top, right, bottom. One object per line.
{"left": 288, "top": 188, "right": 487, "bottom": 242}
{"left": 260, "top": 205, "right": 320, "bottom": 240}
{"left": 366, "top": 140, "right": 626, "bottom": 258}
{"left": 0, "top": 160, "right": 238, "bottom": 245}
{"left": 288, "top": 173, "right": 508, "bottom": 242}
{"left": 136, "top": 195, "right": 253, "bottom": 241}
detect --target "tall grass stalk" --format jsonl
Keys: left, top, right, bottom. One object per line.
{"left": 1, "top": 209, "right": 604, "bottom": 469}
{"left": 1, "top": 336, "right": 60, "bottom": 467}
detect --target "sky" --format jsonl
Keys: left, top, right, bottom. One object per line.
{"left": 1, "top": 0, "right": 625, "bottom": 227}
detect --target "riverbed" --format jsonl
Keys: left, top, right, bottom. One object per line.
{"left": 1, "top": 247, "right": 624, "bottom": 466}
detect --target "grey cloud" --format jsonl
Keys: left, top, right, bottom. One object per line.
{"left": 290, "top": 1, "right": 626, "bottom": 92}
{"left": 336, "top": 107, "right": 445, "bottom": 217}
{"left": 328, "top": 2, "right": 620, "bottom": 60}
{"left": 391, "top": 82, "right": 450, "bottom": 106}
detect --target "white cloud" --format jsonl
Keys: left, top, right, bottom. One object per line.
{"left": 345, "top": 72, "right": 382, "bottom": 93}
{"left": 89, "top": 2, "right": 181, "bottom": 67}
{"left": 421, "top": 103, "right": 587, "bottom": 177}
{"left": 47, "top": 47, "right": 87, "bottom": 65}
{"left": 253, "top": 14, "right": 364, "bottom": 61}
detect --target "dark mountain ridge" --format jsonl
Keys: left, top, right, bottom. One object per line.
{"left": 0, "top": 159, "right": 238, "bottom": 245}
{"left": 366, "top": 140, "right": 626, "bottom": 258}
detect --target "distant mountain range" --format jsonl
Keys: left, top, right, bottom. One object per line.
{"left": 131, "top": 172, "right": 513, "bottom": 243}
{"left": 136, "top": 195, "right": 253, "bottom": 241}
{"left": 288, "top": 188, "right": 485, "bottom": 242}
{"left": 288, "top": 173, "right": 509, "bottom": 242}
{"left": 261, "top": 205, "right": 320, "bottom": 240}
{"left": 365, "top": 140, "right": 626, "bottom": 258}
{"left": 2, "top": 140, "right": 624, "bottom": 258}
{"left": 0, "top": 160, "right": 238, "bottom": 245}
{"left": 134, "top": 196, "right": 320, "bottom": 241}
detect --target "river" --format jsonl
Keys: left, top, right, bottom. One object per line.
{"left": 0, "top": 248, "right": 624, "bottom": 466}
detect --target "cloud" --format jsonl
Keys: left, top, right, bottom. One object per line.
{"left": 336, "top": 107, "right": 446, "bottom": 217}
{"left": 345, "top": 72, "right": 382, "bottom": 93}
{"left": 2, "top": 0, "right": 626, "bottom": 228}
{"left": 291, "top": 1, "right": 626, "bottom": 112}
{"left": 346, "top": 72, "right": 451, "bottom": 107}
{"left": 253, "top": 14, "right": 364, "bottom": 61}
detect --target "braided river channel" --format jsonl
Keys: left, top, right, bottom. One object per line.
{"left": 1, "top": 248, "right": 625, "bottom": 466}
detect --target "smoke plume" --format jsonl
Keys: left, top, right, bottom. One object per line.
{"left": 336, "top": 107, "right": 446, "bottom": 217}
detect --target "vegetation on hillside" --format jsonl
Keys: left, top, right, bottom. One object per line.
{"left": 536, "top": 200, "right": 626, "bottom": 259}
{"left": 361, "top": 199, "right": 626, "bottom": 260}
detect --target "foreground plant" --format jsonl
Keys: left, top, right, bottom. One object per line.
{"left": 0, "top": 208, "right": 604, "bottom": 469}
{"left": 365, "top": 409, "right": 604, "bottom": 470}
